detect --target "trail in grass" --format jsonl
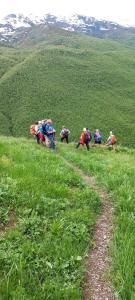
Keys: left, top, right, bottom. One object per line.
{"left": 60, "top": 155, "right": 115, "bottom": 300}
{"left": 0, "top": 212, "right": 16, "bottom": 237}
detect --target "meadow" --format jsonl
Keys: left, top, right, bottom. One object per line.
{"left": 0, "top": 136, "right": 135, "bottom": 299}
{"left": 0, "top": 27, "right": 135, "bottom": 147}
{"left": 58, "top": 142, "right": 135, "bottom": 299}
{"left": 0, "top": 137, "right": 100, "bottom": 300}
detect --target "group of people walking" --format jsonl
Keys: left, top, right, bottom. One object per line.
{"left": 30, "top": 119, "right": 56, "bottom": 149}
{"left": 30, "top": 120, "right": 117, "bottom": 150}
{"left": 76, "top": 128, "right": 116, "bottom": 151}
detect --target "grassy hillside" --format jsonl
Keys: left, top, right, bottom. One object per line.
{"left": 0, "top": 28, "right": 135, "bottom": 146}
{"left": 4, "top": 25, "right": 129, "bottom": 50}
{"left": 0, "top": 137, "right": 100, "bottom": 300}
{"left": 0, "top": 47, "right": 27, "bottom": 78}
{"left": 102, "top": 27, "right": 135, "bottom": 48}
{"left": 0, "top": 137, "right": 135, "bottom": 299}
{"left": 58, "top": 142, "right": 135, "bottom": 299}
{"left": 5, "top": 23, "right": 135, "bottom": 49}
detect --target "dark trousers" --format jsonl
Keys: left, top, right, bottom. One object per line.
{"left": 35, "top": 134, "right": 40, "bottom": 144}
{"left": 76, "top": 142, "right": 89, "bottom": 151}
{"left": 61, "top": 136, "right": 69, "bottom": 144}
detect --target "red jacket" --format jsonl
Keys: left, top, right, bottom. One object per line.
{"left": 80, "top": 132, "right": 85, "bottom": 144}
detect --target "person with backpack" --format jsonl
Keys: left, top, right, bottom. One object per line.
{"left": 94, "top": 129, "right": 102, "bottom": 144}
{"left": 38, "top": 121, "right": 45, "bottom": 145}
{"left": 107, "top": 131, "right": 117, "bottom": 147}
{"left": 45, "top": 119, "right": 56, "bottom": 149}
{"left": 30, "top": 122, "right": 40, "bottom": 144}
{"left": 76, "top": 128, "right": 91, "bottom": 151}
{"left": 60, "top": 126, "right": 70, "bottom": 143}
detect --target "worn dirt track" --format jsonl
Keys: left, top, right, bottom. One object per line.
{"left": 60, "top": 156, "right": 115, "bottom": 300}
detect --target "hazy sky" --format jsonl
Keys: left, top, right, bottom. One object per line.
{"left": 0, "top": 0, "right": 135, "bottom": 25}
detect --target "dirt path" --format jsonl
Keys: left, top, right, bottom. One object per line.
{"left": 60, "top": 156, "right": 115, "bottom": 300}
{"left": 0, "top": 212, "right": 16, "bottom": 237}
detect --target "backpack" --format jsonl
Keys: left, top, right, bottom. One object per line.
{"left": 111, "top": 135, "right": 117, "bottom": 144}
{"left": 96, "top": 133, "right": 102, "bottom": 142}
{"left": 63, "top": 129, "right": 69, "bottom": 138}
{"left": 84, "top": 131, "right": 91, "bottom": 143}
{"left": 42, "top": 124, "right": 47, "bottom": 135}
{"left": 30, "top": 125, "right": 35, "bottom": 135}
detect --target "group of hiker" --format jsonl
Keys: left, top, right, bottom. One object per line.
{"left": 30, "top": 120, "right": 117, "bottom": 150}
{"left": 30, "top": 119, "right": 56, "bottom": 149}
{"left": 76, "top": 128, "right": 116, "bottom": 151}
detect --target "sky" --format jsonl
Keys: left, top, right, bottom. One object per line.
{"left": 0, "top": 0, "right": 135, "bottom": 26}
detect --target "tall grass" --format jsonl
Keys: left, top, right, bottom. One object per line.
{"left": 58, "top": 143, "right": 135, "bottom": 299}
{"left": 0, "top": 137, "right": 100, "bottom": 299}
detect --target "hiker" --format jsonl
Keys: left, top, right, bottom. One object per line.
{"left": 45, "top": 119, "right": 56, "bottom": 149}
{"left": 86, "top": 128, "right": 92, "bottom": 143}
{"left": 34, "top": 121, "right": 40, "bottom": 144}
{"left": 38, "top": 121, "right": 45, "bottom": 145}
{"left": 94, "top": 129, "right": 102, "bottom": 144}
{"left": 60, "top": 126, "right": 70, "bottom": 143}
{"left": 42, "top": 119, "right": 48, "bottom": 137}
{"left": 76, "top": 128, "right": 90, "bottom": 151}
{"left": 30, "top": 122, "right": 40, "bottom": 144}
{"left": 107, "top": 131, "right": 117, "bottom": 147}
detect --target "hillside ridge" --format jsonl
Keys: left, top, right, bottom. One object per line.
{"left": 0, "top": 13, "right": 135, "bottom": 47}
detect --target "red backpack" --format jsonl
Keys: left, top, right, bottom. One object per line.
{"left": 30, "top": 125, "right": 35, "bottom": 135}
{"left": 111, "top": 135, "right": 117, "bottom": 144}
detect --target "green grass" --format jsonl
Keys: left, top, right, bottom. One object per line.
{"left": 0, "top": 137, "right": 100, "bottom": 300}
{"left": 1, "top": 136, "right": 135, "bottom": 299}
{"left": 0, "top": 30, "right": 135, "bottom": 146}
{"left": 58, "top": 142, "right": 135, "bottom": 299}
{"left": 103, "top": 27, "right": 135, "bottom": 48}
{"left": 0, "top": 47, "right": 28, "bottom": 79}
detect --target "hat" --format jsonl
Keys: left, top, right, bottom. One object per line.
{"left": 83, "top": 128, "right": 86, "bottom": 132}
{"left": 47, "top": 119, "right": 52, "bottom": 124}
{"left": 110, "top": 131, "right": 113, "bottom": 135}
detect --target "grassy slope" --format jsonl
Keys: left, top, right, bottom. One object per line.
{"left": 7, "top": 24, "right": 135, "bottom": 49}
{"left": 0, "top": 47, "right": 27, "bottom": 78}
{"left": 102, "top": 28, "right": 135, "bottom": 48}
{"left": 0, "top": 28, "right": 135, "bottom": 146}
{"left": 58, "top": 143, "right": 135, "bottom": 299}
{"left": 0, "top": 137, "right": 100, "bottom": 300}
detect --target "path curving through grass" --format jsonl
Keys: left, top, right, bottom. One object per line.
{"left": 59, "top": 155, "right": 115, "bottom": 300}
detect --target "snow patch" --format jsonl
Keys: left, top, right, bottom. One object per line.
{"left": 100, "top": 27, "right": 109, "bottom": 31}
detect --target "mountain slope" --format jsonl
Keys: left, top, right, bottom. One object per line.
{"left": 0, "top": 30, "right": 135, "bottom": 146}
{"left": 0, "top": 13, "right": 135, "bottom": 48}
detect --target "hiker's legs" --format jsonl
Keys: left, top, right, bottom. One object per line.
{"left": 45, "top": 136, "right": 50, "bottom": 147}
{"left": 61, "top": 137, "right": 64, "bottom": 142}
{"left": 49, "top": 136, "right": 55, "bottom": 149}
{"left": 66, "top": 136, "right": 69, "bottom": 144}
{"left": 39, "top": 134, "right": 45, "bottom": 145}
{"left": 85, "top": 142, "right": 90, "bottom": 151}
{"left": 76, "top": 142, "right": 80, "bottom": 148}
{"left": 36, "top": 134, "right": 40, "bottom": 144}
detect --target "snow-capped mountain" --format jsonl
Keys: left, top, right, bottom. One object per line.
{"left": 0, "top": 13, "right": 133, "bottom": 45}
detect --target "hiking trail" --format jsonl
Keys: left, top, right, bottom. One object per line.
{"left": 60, "top": 156, "right": 115, "bottom": 300}
{"left": 0, "top": 212, "right": 16, "bottom": 237}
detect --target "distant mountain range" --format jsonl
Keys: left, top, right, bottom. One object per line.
{"left": 0, "top": 13, "right": 135, "bottom": 47}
